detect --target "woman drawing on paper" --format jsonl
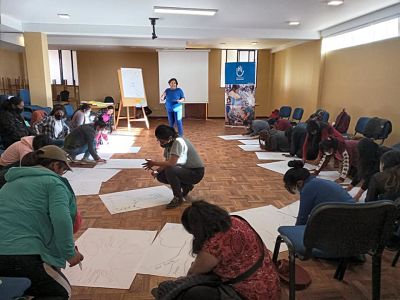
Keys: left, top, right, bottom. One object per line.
{"left": 0, "top": 145, "right": 83, "bottom": 299}
{"left": 160, "top": 78, "right": 185, "bottom": 136}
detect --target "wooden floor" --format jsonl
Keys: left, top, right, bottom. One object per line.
{"left": 72, "top": 118, "right": 400, "bottom": 300}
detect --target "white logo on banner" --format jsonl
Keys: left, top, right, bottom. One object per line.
{"left": 236, "top": 65, "right": 244, "bottom": 80}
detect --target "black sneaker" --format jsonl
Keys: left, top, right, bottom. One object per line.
{"left": 166, "top": 197, "right": 183, "bottom": 209}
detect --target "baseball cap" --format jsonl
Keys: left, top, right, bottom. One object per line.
{"left": 37, "top": 145, "right": 72, "bottom": 170}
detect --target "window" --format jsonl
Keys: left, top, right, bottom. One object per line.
{"left": 220, "top": 49, "right": 257, "bottom": 87}
{"left": 48, "top": 50, "right": 79, "bottom": 85}
{"left": 321, "top": 17, "right": 399, "bottom": 54}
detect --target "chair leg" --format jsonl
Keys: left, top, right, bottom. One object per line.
{"left": 272, "top": 236, "right": 282, "bottom": 264}
{"left": 372, "top": 253, "right": 382, "bottom": 300}
{"left": 289, "top": 250, "right": 296, "bottom": 300}
{"left": 392, "top": 250, "right": 400, "bottom": 267}
{"left": 334, "top": 259, "right": 348, "bottom": 281}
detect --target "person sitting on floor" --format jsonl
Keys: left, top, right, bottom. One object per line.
{"left": 0, "top": 145, "right": 83, "bottom": 300}
{"left": 63, "top": 120, "right": 107, "bottom": 164}
{"left": 142, "top": 125, "right": 205, "bottom": 209}
{"left": 179, "top": 200, "right": 280, "bottom": 300}
{"left": 69, "top": 103, "right": 91, "bottom": 129}
{"left": 365, "top": 150, "right": 400, "bottom": 202}
{"left": 302, "top": 119, "right": 344, "bottom": 162}
{"left": 0, "top": 134, "right": 51, "bottom": 168}
{"left": 283, "top": 160, "right": 354, "bottom": 225}
{"left": 347, "top": 138, "right": 391, "bottom": 201}
{"left": 313, "top": 138, "right": 359, "bottom": 183}
{"left": 244, "top": 119, "right": 270, "bottom": 136}
{"left": 34, "top": 105, "right": 70, "bottom": 146}
{"left": 0, "top": 96, "right": 34, "bottom": 148}
{"left": 95, "top": 105, "right": 114, "bottom": 148}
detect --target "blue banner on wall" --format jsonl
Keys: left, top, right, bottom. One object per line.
{"left": 225, "top": 62, "right": 256, "bottom": 84}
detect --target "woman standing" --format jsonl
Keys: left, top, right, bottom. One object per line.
{"left": 180, "top": 201, "right": 280, "bottom": 300}
{"left": 160, "top": 78, "right": 185, "bottom": 136}
{"left": 69, "top": 103, "right": 91, "bottom": 129}
{"left": 0, "top": 145, "right": 83, "bottom": 299}
{"left": 142, "top": 125, "right": 204, "bottom": 209}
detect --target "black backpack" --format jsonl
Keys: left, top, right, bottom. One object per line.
{"left": 364, "top": 117, "right": 392, "bottom": 140}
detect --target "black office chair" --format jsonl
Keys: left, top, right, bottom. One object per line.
{"left": 272, "top": 201, "right": 396, "bottom": 300}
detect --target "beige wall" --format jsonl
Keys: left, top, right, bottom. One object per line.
{"left": 0, "top": 48, "right": 25, "bottom": 79}
{"left": 320, "top": 37, "right": 400, "bottom": 145}
{"left": 270, "top": 40, "right": 322, "bottom": 120}
{"left": 77, "top": 50, "right": 165, "bottom": 115}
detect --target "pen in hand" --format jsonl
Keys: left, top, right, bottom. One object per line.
{"left": 75, "top": 246, "right": 83, "bottom": 270}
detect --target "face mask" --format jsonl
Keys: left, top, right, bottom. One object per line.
{"left": 324, "top": 150, "right": 333, "bottom": 156}
{"left": 161, "top": 141, "right": 174, "bottom": 148}
{"left": 16, "top": 107, "right": 24, "bottom": 114}
{"left": 55, "top": 114, "right": 63, "bottom": 120}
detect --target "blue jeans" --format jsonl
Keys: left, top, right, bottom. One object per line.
{"left": 64, "top": 144, "right": 90, "bottom": 159}
{"left": 167, "top": 110, "right": 183, "bottom": 136}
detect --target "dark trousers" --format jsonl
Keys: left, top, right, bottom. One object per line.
{"left": 0, "top": 255, "right": 70, "bottom": 300}
{"left": 156, "top": 166, "right": 204, "bottom": 199}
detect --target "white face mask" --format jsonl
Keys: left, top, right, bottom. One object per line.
{"left": 324, "top": 150, "right": 333, "bottom": 156}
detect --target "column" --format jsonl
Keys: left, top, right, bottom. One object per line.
{"left": 24, "top": 32, "right": 52, "bottom": 107}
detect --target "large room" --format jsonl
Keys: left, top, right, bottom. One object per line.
{"left": 0, "top": 1, "right": 400, "bottom": 299}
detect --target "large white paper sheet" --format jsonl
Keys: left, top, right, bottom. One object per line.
{"left": 68, "top": 180, "right": 103, "bottom": 196}
{"left": 257, "top": 160, "right": 314, "bottom": 175}
{"left": 232, "top": 205, "right": 296, "bottom": 252}
{"left": 317, "top": 171, "right": 352, "bottom": 184}
{"left": 218, "top": 135, "right": 253, "bottom": 140}
{"left": 238, "top": 144, "right": 263, "bottom": 152}
{"left": 100, "top": 186, "right": 174, "bottom": 214}
{"left": 94, "top": 159, "right": 146, "bottom": 169}
{"left": 347, "top": 187, "right": 366, "bottom": 202}
{"left": 120, "top": 68, "right": 146, "bottom": 99}
{"left": 278, "top": 201, "right": 300, "bottom": 218}
{"left": 63, "top": 228, "right": 157, "bottom": 289}
{"left": 75, "top": 152, "right": 113, "bottom": 160}
{"left": 255, "top": 152, "right": 290, "bottom": 161}
{"left": 138, "top": 223, "right": 195, "bottom": 278}
{"left": 65, "top": 168, "right": 120, "bottom": 183}
{"left": 239, "top": 139, "right": 260, "bottom": 145}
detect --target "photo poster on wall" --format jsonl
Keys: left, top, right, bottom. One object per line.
{"left": 118, "top": 68, "right": 147, "bottom": 107}
{"left": 225, "top": 62, "right": 256, "bottom": 127}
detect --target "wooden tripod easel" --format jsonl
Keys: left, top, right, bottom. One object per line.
{"left": 116, "top": 68, "right": 150, "bottom": 130}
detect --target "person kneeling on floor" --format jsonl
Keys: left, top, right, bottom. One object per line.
{"left": 142, "top": 125, "right": 205, "bottom": 209}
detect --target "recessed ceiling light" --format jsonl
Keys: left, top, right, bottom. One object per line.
{"left": 58, "top": 14, "right": 70, "bottom": 19}
{"left": 251, "top": 42, "right": 258, "bottom": 45}
{"left": 154, "top": 6, "right": 217, "bottom": 16}
{"left": 327, "top": 0, "right": 344, "bottom": 6}
{"left": 288, "top": 21, "right": 300, "bottom": 26}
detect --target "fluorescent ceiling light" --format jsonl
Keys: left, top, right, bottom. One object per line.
{"left": 288, "top": 21, "right": 300, "bottom": 26}
{"left": 154, "top": 6, "right": 217, "bottom": 16}
{"left": 58, "top": 14, "right": 70, "bottom": 19}
{"left": 327, "top": 0, "right": 344, "bottom": 6}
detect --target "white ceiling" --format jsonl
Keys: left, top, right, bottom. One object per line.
{"left": 1, "top": 0, "right": 399, "bottom": 50}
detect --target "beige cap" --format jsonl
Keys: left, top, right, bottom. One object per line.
{"left": 37, "top": 145, "right": 72, "bottom": 170}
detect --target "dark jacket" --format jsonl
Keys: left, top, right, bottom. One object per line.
{"left": 63, "top": 124, "right": 99, "bottom": 160}
{"left": 365, "top": 167, "right": 400, "bottom": 202}
{"left": 0, "top": 110, "right": 34, "bottom": 148}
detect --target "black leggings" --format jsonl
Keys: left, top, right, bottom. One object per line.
{"left": 156, "top": 166, "right": 204, "bottom": 199}
{"left": 0, "top": 255, "right": 70, "bottom": 300}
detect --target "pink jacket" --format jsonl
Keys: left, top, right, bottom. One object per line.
{"left": 0, "top": 136, "right": 34, "bottom": 166}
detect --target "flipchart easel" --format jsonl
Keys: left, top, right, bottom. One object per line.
{"left": 116, "top": 68, "right": 149, "bottom": 130}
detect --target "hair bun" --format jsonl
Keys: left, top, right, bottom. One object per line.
{"left": 288, "top": 160, "right": 304, "bottom": 169}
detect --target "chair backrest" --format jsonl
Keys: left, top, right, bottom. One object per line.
{"left": 104, "top": 96, "right": 115, "bottom": 103}
{"left": 303, "top": 201, "right": 396, "bottom": 257}
{"left": 64, "top": 104, "right": 75, "bottom": 119}
{"left": 0, "top": 277, "right": 31, "bottom": 299}
{"left": 320, "top": 111, "right": 330, "bottom": 122}
{"left": 18, "top": 89, "right": 31, "bottom": 106}
{"left": 354, "top": 117, "right": 371, "bottom": 135}
{"left": 364, "top": 117, "right": 392, "bottom": 141}
{"left": 279, "top": 106, "right": 292, "bottom": 119}
{"left": 292, "top": 108, "right": 304, "bottom": 122}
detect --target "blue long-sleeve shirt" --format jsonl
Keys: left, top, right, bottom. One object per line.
{"left": 296, "top": 176, "right": 354, "bottom": 225}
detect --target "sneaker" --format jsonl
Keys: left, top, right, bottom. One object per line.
{"left": 79, "top": 158, "right": 96, "bottom": 165}
{"left": 166, "top": 197, "right": 183, "bottom": 209}
{"left": 182, "top": 184, "right": 194, "bottom": 198}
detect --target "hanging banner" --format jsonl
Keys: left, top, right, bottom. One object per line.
{"left": 224, "top": 62, "right": 256, "bottom": 127}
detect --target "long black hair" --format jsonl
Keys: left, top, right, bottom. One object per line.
{"left": 181, "top": 200, "right": 232, "bottom": 255}
{"left": 50, "top": 104, "right": 66, "bottom": 116}
{"left": 283, "top": 160, "right": 311, "bottom": 194}
{"left": 319, "top": 138, "right": 339, "bottom": 154}
{"left": 357, "top": 138, "right": 381, "bottom": 180}
{"left": 1, "top": 96, "right": 23, "bottom": 111}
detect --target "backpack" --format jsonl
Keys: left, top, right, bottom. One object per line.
{"left": 334, "top": 109, "right": 351, "bottom": 134}
{"left": 364, "top": 117, "right": 392, "bottom": 140}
